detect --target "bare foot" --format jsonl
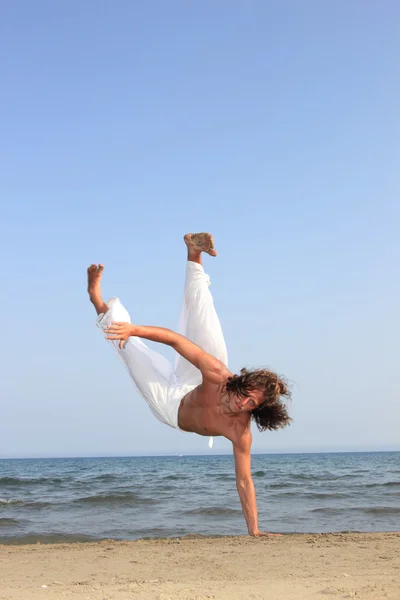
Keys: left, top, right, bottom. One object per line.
{"left": 184, "top": 233, "right": 217, "bottom": 257}
{"left": 87, "top": 264, "right": 104, "bottom": 295}
{"left": 87, "top": 264, "right": 107, "bottom": 315}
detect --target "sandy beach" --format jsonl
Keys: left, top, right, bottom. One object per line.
{"left": 0, "top": 532, "right": 399, "bottom": 600}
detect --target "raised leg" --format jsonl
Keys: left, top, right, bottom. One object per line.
{"left": 173, "top": 234, "right": 228, "bottom": 385}
{"left": 87, "top": 265, "right": 177, "bottom": 428}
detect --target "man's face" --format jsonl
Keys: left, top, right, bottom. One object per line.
{"left": 229, "top": 389, "right": 264, "bottom": 413}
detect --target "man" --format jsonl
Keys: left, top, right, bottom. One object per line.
{"left": 87, "top": 233, "right": 291, "bottom": 537}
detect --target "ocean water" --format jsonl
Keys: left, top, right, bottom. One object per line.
{"left": 0, "top": 452, "right": 399, "bottom": 544}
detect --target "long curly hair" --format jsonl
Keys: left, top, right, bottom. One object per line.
{"left": 225, "top": 368, "right": 292, "bottom": 432}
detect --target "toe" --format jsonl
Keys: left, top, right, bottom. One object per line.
{"left": 205, "top": 234, "right": 217, "bottom": 255}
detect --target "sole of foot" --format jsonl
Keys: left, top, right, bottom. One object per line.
{"left": 184, "top": 233, "right": 217, "bottom": 256}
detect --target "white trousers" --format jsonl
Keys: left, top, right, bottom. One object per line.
{"left": 97, "top": 261, "right": 228, "bottom": 430}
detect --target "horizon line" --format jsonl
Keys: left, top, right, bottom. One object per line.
{"left": 1, "top": 448, "right": 399, "bottom": 460}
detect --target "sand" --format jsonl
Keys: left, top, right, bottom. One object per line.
{"left": 0, "top": 533, "right": 399, "bottom": 600}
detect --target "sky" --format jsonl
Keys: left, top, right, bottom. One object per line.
{"left": 1, "top": 1, "right": 399, "bottom": 458}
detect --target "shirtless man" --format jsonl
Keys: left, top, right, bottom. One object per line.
{"left": 87, "top": 233, "right": 291, "bottom": 537}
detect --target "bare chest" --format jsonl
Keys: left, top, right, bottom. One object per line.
{"left": 177, "top": 387, "right": 227, "bottom": 437}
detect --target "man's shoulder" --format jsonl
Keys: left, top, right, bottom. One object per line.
{"left": 232, "top": 427, "right": 252, "bottom": 455}
{"left": 221, "top": 415, "right": 252, "bottom": 447}
{"left": 197, "top": 372, "right": 232, "bottom": 393}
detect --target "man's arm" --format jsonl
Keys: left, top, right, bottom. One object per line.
{"left": 233, "top": 431, "right": 280, "bottom": 537}
{"left": 232, "top": 430, "right": 260, "bottom": 536}
{"left": 105, "top": 323, "right": 230, "bottom": 383}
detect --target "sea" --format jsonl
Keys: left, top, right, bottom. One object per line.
{"left": 0, "top": 452, "right": 399, "bottom": 544}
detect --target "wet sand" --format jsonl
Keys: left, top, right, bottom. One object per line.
{"left": 0, "top": 532, "right": 399, "bottom": 599}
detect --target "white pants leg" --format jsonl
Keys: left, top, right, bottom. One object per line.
{"left": 96, "top": 298, "right": 179, "bottom": 428}
{"left": 173, "top": 261, "right": 228, "bottom": 447}
{"left": 173, "top": 261, "right": 228, "bottom": 385}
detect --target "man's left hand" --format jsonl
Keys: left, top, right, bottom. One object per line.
{"left": 250, "top": 530, "right": 283, "bottom": 537}
{"left": 105, "top": 322, "right": 135, "bottom": 349}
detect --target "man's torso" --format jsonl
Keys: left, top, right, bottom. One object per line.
{"left": 177, "top": 380, "right": 249, "bottom": 442}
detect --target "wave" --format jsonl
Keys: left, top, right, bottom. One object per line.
{"left": 267, "top": 480, "right": 399, "bottom": 493}
{"left": 266, "top": 482, "right": 305, "bottom": 489}
{"left": 0, "top": 498, "right": 52, "bottom": 509}
{"left": 68, "top": 474, "right": 123, "bottom": 487}
{"left": 357, "top": 507, "right": 400, "bottom": 516}
{"left": 184, "top": 507, "right": 242, "bottom": 517}
{"left": 311, "top": 506, "right": 400, "bottom": 516}
{"left": 152, "top": 484, "right": 176, "bottom": 491}
{"left": 252, "top": 471, "right": 266, "bottom": 478}
{"left": 364, "top": 481, "right": 400, "bottom": 488}
{"left": 162, "top": 475, "right": 190, "bottom": 481}
{"left": 272, "top": 491, "right": 351, "bottom": 499}
{"left": 72, "top": 492, "right": 159, "bottom": 507}
{"left": 208, "top": 473, "right": 235, "bottom": 481}
{"left": 0, "top": 476, "right": 67, "bottom": 487}
{"left": 85, "top": 474, "right": 122, "bottom": 483}
{"left": 0, "top": 518, "right": 21, "bottom": 527}
{"left": 290, "top": 473, "right": 362, "bottom": 482}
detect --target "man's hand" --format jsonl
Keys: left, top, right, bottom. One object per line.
{"left": 105, "top": 322, "right": 136, "bottom": 349}
{"left": 249, "top": 530, "right": 283, "bottom": 537}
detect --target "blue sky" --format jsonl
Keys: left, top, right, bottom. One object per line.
{"left": 1, "top": 1, "right": 399, "bottom": 458}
